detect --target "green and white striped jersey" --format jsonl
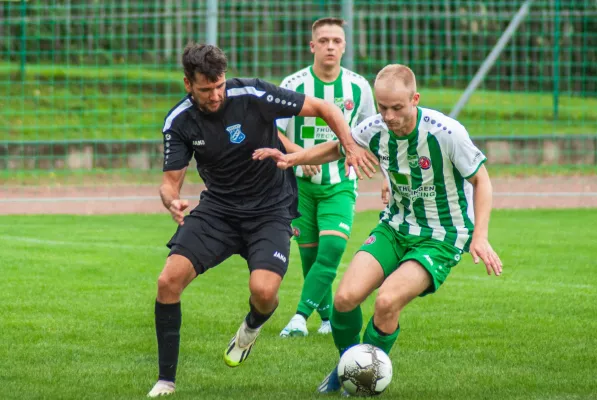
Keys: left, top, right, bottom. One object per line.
{"left": 350, "top": 107, "right": 487, "bottom": 251}
{"left": 277, "top": 66, "right": 376, "bottom": 185}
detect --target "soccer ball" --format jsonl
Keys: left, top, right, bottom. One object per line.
{"left": 338, "top": 344, "right": 393, "bottom": 397}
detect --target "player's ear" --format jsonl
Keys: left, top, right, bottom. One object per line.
{"left": 183, "top": 76, "right": 191, "bottom": 93}
{"left": 310, "top": 41, "right": 315, "bottom": 54}
{"left": 412, "top": 92, "right": 420, "bottom": 106}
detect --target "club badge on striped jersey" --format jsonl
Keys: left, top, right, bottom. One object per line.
{"left": 418, "top": 156, "right": 431, "bottom": 170}
{"left": 333, "top": 97, "right": 354, "bottom": 111}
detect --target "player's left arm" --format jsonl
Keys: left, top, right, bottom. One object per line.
{"left": 277, "top": 131, "right": 320, "bottom": 176}
{"left": 253, "top": 141, "right": 342, "bottom": 170}
{"left": 256, "top": 116, "right": 379, "bottom": 172}
{"left": 277, "top": 131, "right": 302, "bottom": 153}
{"left": 252, "top": 78, "right": 377, "bottom": 178}
{"left": 447, "top": 124, "right": 502, "bottom": 276}
{"left": 467, "top": 165, "right": 502, "bottom": 276}
{"left": 299, "top": 95, "right": 377, "bottom": 178}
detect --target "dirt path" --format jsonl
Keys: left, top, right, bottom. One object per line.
{"left": 1, "top": 176, "right": 595, "bottom": 215}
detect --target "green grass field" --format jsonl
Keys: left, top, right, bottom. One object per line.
{"left": 1, "top": 210, "right": 596, "bottom": 399}
{"left": 2, "top": 62, "right": 596, "bottom": 140}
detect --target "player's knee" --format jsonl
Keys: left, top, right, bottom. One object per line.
{"left": 334, "top": 289, "right": 359, "bottom": 313}
{"left": 250, "top": 282, "right": 278, "bottom": 305}
{"left": 157, "top": 272, "right": 184, "bottom": 297}
{"left": 314, "top": 235, "right": 347, "bottom": 278}
{"left": 320, "top": 235, "right": 347, "bottom": 260}
{"left": 374, "top": 293, "right": 400, "bottom": 317}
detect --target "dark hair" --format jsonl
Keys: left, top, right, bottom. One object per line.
{"left": 312, "top": 17, "right": 346, "bottom": 34}
{"left": 182, "top": 42, "right": 228, "bottom": 83}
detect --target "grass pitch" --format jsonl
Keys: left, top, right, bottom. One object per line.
{"left": 0, "top": 209, "right": 596, "bottom": 399}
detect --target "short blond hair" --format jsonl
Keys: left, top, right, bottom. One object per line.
{"left": 375, "top": 64, "right": 417, "bottom": 96}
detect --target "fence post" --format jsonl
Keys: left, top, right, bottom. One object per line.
{"left": 342, "top": 0, "right": 354, "bottom": 71}
{"left": 207, "top": 0, "right": 218, "bottom": 45}
{"left": 19, "top": 0, "right": 27, "bottom": 80}
{"left": 553, "top": 0, "right": 560, "bottom": 121}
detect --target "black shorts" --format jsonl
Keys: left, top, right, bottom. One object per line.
{"left": 166, "top": 211, "right": 293, "bottom": 277}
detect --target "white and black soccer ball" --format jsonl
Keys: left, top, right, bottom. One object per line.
{"left": 338, "top": 344, "right": 393, "bottom": 397}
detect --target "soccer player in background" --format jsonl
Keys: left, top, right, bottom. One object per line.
{"left": 147, "top": 42, "right": 377, "bottom": 397}
{"left": 254, "top": 64, "right": 503, "bottom": 394}
{"left": 276, "top": 17, "right": 376, "bottom": 338}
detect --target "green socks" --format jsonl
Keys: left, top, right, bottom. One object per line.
{"left": 297, "top": 235, "right": 347, "bottom": 318}
{"left": 317, "top": 288, "right": 333, "bottom": 320}
{"left": 331, "top": 305, "right": 363, "bottom": 355}
{"left": 363, "top": 317, "right": 400, "bottom": 355}
{"left": 332, "top": 307, "right": 400, "bottom": 356}
{"left": 298, "top": 246, "right": 318, "bottom": 278}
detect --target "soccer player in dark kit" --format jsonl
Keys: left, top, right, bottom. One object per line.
{"left": 147, "top": 42, "right": 378, "bottom": 397}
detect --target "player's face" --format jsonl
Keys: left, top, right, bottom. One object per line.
{"left": 310, "top": 25, "right": 346, "bottom": 68}
{"left": 375, "top": 81, "right": 420, "bottom": 135}
{"left": 185, "top": 73, "right": 227, "bottom": 114}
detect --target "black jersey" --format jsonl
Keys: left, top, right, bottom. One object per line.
{"left": 162, "top": 78, "right": 306, "bottom": 219}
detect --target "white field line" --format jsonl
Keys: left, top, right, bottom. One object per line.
{"left": 1, "top": 235, "right": 166, "bottom": 252}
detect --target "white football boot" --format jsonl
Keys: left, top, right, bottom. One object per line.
{"left": 317, "top": 320, "right": 332, "bottom": 335}
{"left": 147, "top": 380, "right": 175, "bottom": 397}
{"left": 279, "top": 314, "right": 309, "bottom": 337}
{"left": 223, "top": 319, "right": 261, "bottom": 367}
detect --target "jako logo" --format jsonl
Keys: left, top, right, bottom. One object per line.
{"left": 273, "top": 251, "right": 287, "bottom": 263}
{"left": 339, "top": 222, "right": 350, "bottom": 231}
{"left": 226, "top": 124, "right": 246, "bottom": 144}
{"left": 193, "top": 140, "right": 205, "bottom": 146}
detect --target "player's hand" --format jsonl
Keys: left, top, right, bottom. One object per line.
{"left": 300, "top": 164, "right": 321, "bottom": 177}
{"left": 169, "top": 199, "right": 189, "bottom": 226}
{"left": 344, "top": 144, "right": 378, "bottom": 179}
{"left": 252, "top": 148, "right": 293, "bottom": 169}
{"left": 469, "top": 236, "right": 502, "bottom": 276}
{"left": 381, "top": 179, "right": 390, "bottom": 204}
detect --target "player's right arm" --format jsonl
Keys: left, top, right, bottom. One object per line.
{"left": 160, "top": 168, "right": 189, "bottom": 226}
{"left": 160, "top": 119, "right": 193, "bottom": 225}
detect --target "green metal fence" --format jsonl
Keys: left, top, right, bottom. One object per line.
{"left": 1, "top": 0, "right": 596, "bottom": 184}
